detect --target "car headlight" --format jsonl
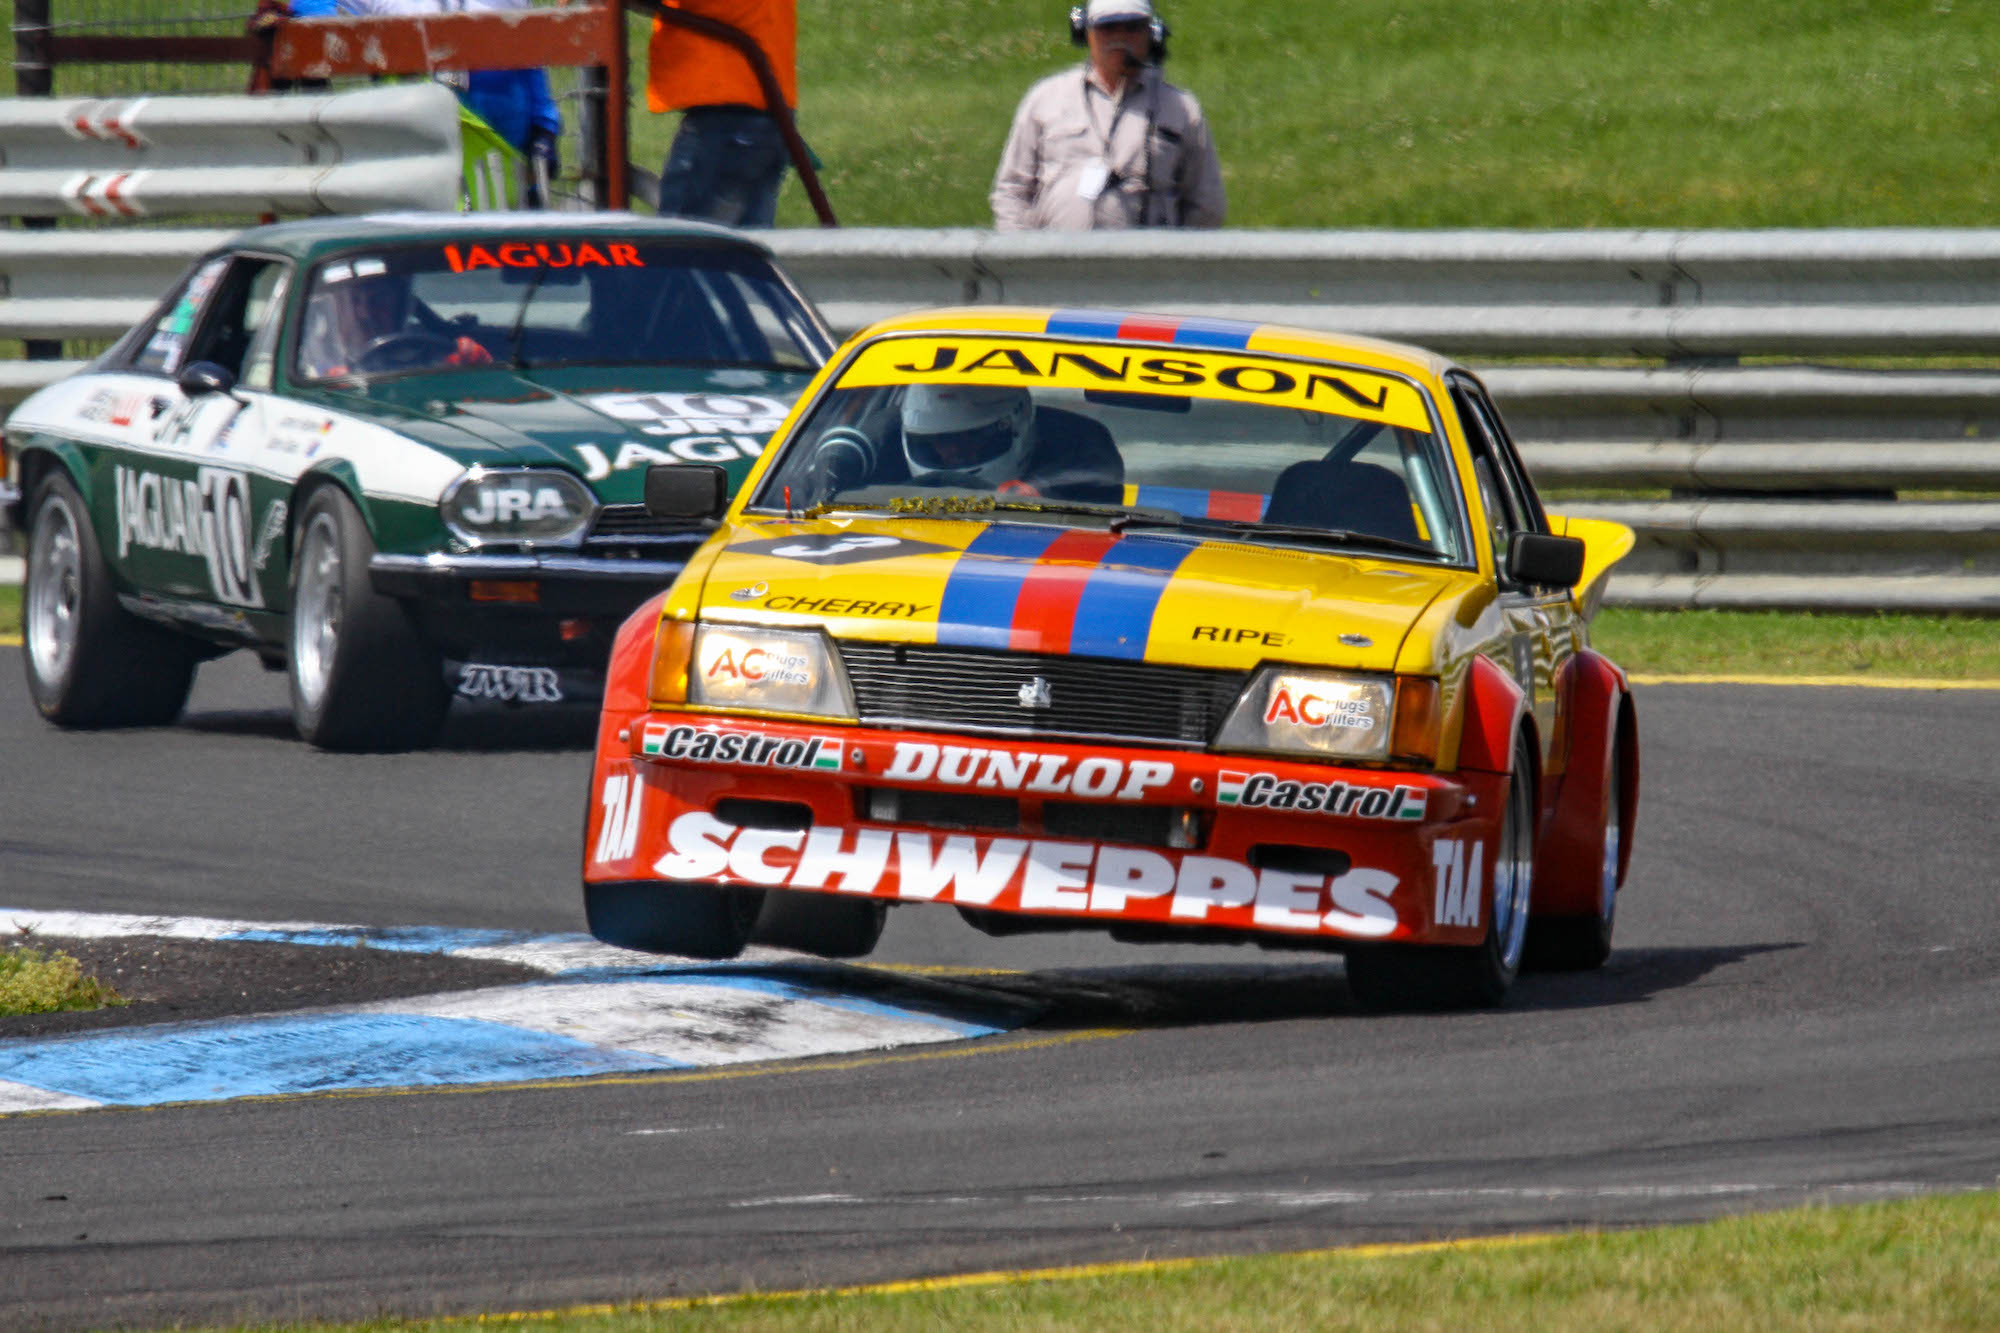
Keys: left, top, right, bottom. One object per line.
{"left": 441, "top": 468, "right": 594, "bottom": 548}
{"left": 1215, "top": 668, "right": 1403, "bottom": 763}
{"left": 688, "top": 623, "right": 856, "bottom": 719}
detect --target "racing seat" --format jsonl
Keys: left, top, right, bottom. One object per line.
{"left": 1263, "top": 459, "right": 1423, "bottom": 546}
{"left": 1028, "top": 407, "right": 1124, "bottom": 503}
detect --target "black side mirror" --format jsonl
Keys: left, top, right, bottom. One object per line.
{"left": 177, "top": 361, "right": 238, "bottom": 399}
{"left": 643, "top": 463, "right": 730, "bottom": 521}
{"left": 1507, "top": 532, "right": 1587, "bottom": 588}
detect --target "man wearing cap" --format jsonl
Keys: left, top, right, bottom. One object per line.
{"left": 990, "top": 0, "right": 1225, "bottom": 231}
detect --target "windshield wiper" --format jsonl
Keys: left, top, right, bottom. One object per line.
{"left": 1175, "top": 517, "right": 1440, "bottom": 561}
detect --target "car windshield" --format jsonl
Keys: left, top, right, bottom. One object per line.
{"left": 292, "top": 240, "right": 828, "bottom": 383}
{"left": 753, "top": 336, "right": 1470, "bottom": 564}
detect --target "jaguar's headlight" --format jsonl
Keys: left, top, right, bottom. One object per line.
{"left": 442, "top": 468, "right": 594, "bottom": 548}
{"left": 689, "top": 623, "right": 856, "bottom": 719}
{"left": 1215, "top": 668, "right": 1398, "bottom": 763}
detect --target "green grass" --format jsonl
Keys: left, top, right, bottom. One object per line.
{"left": 8, "top": 2, "right": 1999, "bottom": 228}
{"left": 766, "top": 0, "right": 2000, "bottom": 228}
{"left": 145, "top": 1192, "right": 2000, "bottom": 1331}
{"left": 0, "top": 945, "right": 125, "bottom": 1017}
{"left": 0, "top": 585, "right": 18, "bottom": 638}
{"left": 1592, "top": 608, "right": 2000, "bottom": 679}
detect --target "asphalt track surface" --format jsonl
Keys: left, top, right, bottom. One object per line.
{"left": 3, "top": 648, "right": 1998, "bottom": 1327}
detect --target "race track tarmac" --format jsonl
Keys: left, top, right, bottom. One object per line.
{"left": 2, "top": 650, "right": 1997, "bottom": 1327}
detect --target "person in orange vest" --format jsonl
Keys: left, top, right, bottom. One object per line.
{"left": 648, "top": 0, "right": 797, "bottom": 228}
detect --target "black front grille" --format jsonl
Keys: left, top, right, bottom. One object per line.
{"left": 838, "top": 641, "right": 1246, "bottom": 747}
{"left": 587, "top": 505, "right": 713, "bottom": 540}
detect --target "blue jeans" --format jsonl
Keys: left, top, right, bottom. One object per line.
{"left": 657, "top": 107, "right": 788, "bottom": 228}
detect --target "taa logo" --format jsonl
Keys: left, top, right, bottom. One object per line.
{"left": 594, "top": 773, "right": 643, "bottom": 864}
{"left": 1432, "top": 838, "right": 1484, "bottom": 929}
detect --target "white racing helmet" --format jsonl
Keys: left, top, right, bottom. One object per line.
{"left": 901, "top": 384, "right": 1035, "bottom": 485}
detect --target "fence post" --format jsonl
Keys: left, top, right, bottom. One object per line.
{"left": 11, "top": 0, "right": 63, "bottom": 361}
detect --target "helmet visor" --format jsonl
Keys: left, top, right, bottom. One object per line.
{"left": 906, "top": 419, "right": 1017, "bottom": 473}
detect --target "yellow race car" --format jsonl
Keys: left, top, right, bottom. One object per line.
{"left": 580, "top": 308, "right": 1639, "bottom": 1009}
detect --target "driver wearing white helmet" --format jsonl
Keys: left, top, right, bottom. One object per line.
{"left": 901, "top": 384, "right": 1039, "bottom": 492}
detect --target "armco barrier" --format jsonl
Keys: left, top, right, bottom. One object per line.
{"left": 0, "top": 84, "right": 460, "bottom": 221}
{"left": 7, "top": 223, "right": 2000, "bottom": 609}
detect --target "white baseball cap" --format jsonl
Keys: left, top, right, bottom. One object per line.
{"left": 1086, "top": 0, "right": 1154, "bottom": 26}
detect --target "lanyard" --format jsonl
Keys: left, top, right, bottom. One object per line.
{"left": 1082, "top": 66, "right": 1141, "bottom": 162}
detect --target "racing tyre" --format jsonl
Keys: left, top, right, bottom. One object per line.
{"left": 751, "top": 890, "right": 888, "bottom": 958}
{"left": 1345, "top": 734, "right": 1536, "bottom": 1011}
{"left": 1524, "top": 738, "right": 1625, "bottom": 972}
{"left": 586, "top": 879, "right": 763, "bottom": 959}
{"left": 21, "top": 470, "right": 198, "bottom": 728}
{"left": 288, "top": 486, "right": 449, "bottom": 752}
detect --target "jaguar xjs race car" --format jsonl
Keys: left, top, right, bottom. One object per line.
{"left": 580, "top": 308, "right": 1641, "bottom": 1008}
{"left": 2, "top": 213, "right": 833, "bottom": 749}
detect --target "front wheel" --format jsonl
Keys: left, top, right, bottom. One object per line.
{"left": 288, "top": 486, "right": 449, "bottom": 752}
{"left": 586, "top": 879, "right": 764, "bottom": 959}
{"left": 1346, "top": 734, "right": 1536, "bottom": 1011}
{"left": 1525, "top": 738, "right": 1626, "bottom": 971}
{"left": 22, "top": 470, "right": 197, "bottom": 727}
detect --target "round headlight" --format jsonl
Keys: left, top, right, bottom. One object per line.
{"left": 442, "top": 468, "right": 595, "bottom": 548}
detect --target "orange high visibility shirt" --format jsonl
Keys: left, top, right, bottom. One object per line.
{"left": 647, "top": 0, "right": 797, "bottom": 114}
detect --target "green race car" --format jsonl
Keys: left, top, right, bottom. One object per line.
{"left": 1, "top": 213, "right": 834, "bottom": 749}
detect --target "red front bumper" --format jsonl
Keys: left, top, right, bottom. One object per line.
{"left": 584, "top": 710, "right": 1507, "bottom": 946}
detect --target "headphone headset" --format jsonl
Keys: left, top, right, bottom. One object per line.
{"left": 1068, "top": 6, "right": 1170, "bottom": 64}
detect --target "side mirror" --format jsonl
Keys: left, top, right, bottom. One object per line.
{"left": 1507, "top": 532, "right": 1586, "bottom": 588}
{"left": 643, "top": 463, "right": 730, "bottom": 521}
{"left": 177, "top": 360, "right": 238, "bottom": 399}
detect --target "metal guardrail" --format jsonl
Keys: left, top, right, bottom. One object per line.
{"left": 761, "top": 228, "right": 2000, "bottom": 356}
{"left": 7, "top": 225, "right": 2000, "bottom": 609}
{"left": 0, "top": 84, "right": 460, "bottom": 222}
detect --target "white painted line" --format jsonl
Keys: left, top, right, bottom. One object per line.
{"left": 730, "top": 1182, "right": 1973, "bottom": 1210}
{"left": 0, "top": 1079, "right": 99, "bottom": 1112}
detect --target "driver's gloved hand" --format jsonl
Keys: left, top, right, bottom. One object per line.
{"left": 449, "top": 337, "right": 494, "bottom": 366}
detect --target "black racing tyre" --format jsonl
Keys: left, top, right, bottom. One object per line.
{"left": 21, "top": 469, "right": 198, "bottom": 728}
{"left": 1524, "top": 738, "right": 1625, "bottom": 972}
{"left": 1346, "top": 734, "right": 1537, "bottom": 1012}
{"left": 287, "top": 485, "right": 449, "bottom": 752}
{"left": 586, "top": 879, "right": 763, "bottom": 959}
{"left": 751, "top": 890, "right": 888, "bottom": 959}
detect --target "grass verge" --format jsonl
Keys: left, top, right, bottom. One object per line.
{"left": 175, "top": 1191, "right": 2000, "bottom": 1331}
{"left": 0, "top": 945, "right": 126, "bottom": 1017}
{"left": 0, "top": 584, "right": 19, "bottom": 638}
{"left": 1591, "top": 609, "right": 2000, "bottom": 681}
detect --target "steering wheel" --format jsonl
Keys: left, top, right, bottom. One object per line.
{"left": 812, "top": 426, "right": 880, "bottom": 491}
{"left": 355, "top": 330, "right": 458, "bottom": 373}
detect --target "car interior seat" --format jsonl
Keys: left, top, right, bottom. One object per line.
{"left": 1263, "top": 459, "right": 1423, "bottom": 546}
{"left": 1031, "top": 407, "right": 1125, "bottom": 502}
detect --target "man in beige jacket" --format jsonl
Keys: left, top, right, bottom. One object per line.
{"left": 990, "top": 0, "right": 1225, "bottom": 231}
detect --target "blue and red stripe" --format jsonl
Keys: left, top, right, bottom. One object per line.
{"left": 1046, "top": 309, "right": 1257, "bottom": 351}
{"left": 937, "top": 525, "right": 1197, "bottom": 661}
{"left": 936, "top": 525, "right": 1066, "bottom": 650}
{"left": 1125, "top": 484, "right": 1270, "bottom": 523}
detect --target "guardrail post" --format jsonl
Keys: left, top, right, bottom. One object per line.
{"left": 11, "top": 0, "right": 63, "bottom": 362}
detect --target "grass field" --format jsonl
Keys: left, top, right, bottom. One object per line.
{"left": 773, "top": 0, "right": 2000, "bottom": 228}
{"left": 1592, "top": 608, "right": 2000, "bottom": 680}
{"left": 139, "top": 1191, "right": 1998, "bottom": 1331}
{"left": 4, "top": 2, "right": 1997, "bottom": 228}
